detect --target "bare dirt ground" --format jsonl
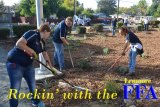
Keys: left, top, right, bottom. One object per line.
{"left": 1, "top": 30, "right": 160, "bottom": 107}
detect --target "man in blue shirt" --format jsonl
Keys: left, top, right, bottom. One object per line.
{"left": 52, "top": 17, "right": 73, "bottom": 72}
{"left": 111, "top": 17, "right": 117, "bottom": 36}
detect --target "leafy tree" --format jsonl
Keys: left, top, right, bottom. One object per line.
{"left": 19, "top": 0, "right": 35, "bottom": 17}
{"left": 147, "top": 0, "right": 160, "bottom": 17}
{"left": 11, "top": 3, "right": 21, "bottom": 17}
{"left": 19, "top": 0, "right": 61, "bottom": 18}
{"left": 0, "top": 0, "right": 5, "bottom": 14}
{"left": 82, "top": 8, "right": 94, "bottom": 18}
{"left": 130, "top": 5, "right": 138, "bottom": 15}
{"left": 137, "top": 0, "right": 148, "bottom": 15}
{"left": 97, "top": 0, "right": 117, "bottom": 16}
{"left": 57, "top": 0, "right": 84, "bottom": 18}
{"left": 43, "top": 0, "right": 62, "bottom": 18}
{"left": 119, "top": 7, "right": 130, "bottom": 14}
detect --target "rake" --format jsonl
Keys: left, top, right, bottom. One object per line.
{"left": 31, "top": 57, "right": 91, "bottom": 92}
{"left": 67, "top": 46, "right": 74, "bottom": 68}
{"left": 107, "top": 47, "right": 130, "bottom": 72}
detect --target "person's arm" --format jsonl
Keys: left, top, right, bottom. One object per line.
{"left": 60, "top": 23, "right": 69, "bottom": 45}
{"left": 60, "top": 38, "right": 69, "bottom": 45}
{"left": 16, "top": 37, "right": 36, "bottom": 57}
{"left": 121, "top": 41, "right": 129, "bottom": 55}
{"left": 42, "top": 51, "right": 53, "bottom": 68}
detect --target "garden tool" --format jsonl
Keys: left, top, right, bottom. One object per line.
{"left": 107, "top": 47, "right": 130, "bottom": 72}
{"left": 67, "top": 46, "right": 75, "bottom": 68}
{"left": 31, "top": 57, "right": 92, "bottom": 92}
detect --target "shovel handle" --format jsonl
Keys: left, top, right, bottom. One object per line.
{"left": 31, "top": 57, "right": 75, "bottom": 87}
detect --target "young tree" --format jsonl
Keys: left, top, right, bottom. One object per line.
{"left": 97, "top": 0, "right": 117, "bottom": 16}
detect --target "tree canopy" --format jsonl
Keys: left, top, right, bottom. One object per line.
{"left": 0, "top": 0, "right": 5, "bottom": 14}
{"left": 97, "top": 0, "right": 117, "bottom": 16}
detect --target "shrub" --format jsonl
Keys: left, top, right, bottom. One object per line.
{"left": 0, "top": 28, "right": 10, "bottom": 39}
{"left": 93, "top": 24, "right": 103, "bottom": 32}
{"left": 117, "top": 22, "right": 123, "bottom": 28}
{"left": 78, "top": 58, "right": 91, "bottom": 70}
{"left": 105, "top": 81, "right": 121, "bottom": 93}
{"left": 13, "top": 25, "right": 37, "bottom": 38}
{"left": 115, "top": 66, "right": 129, "bottom": 74}
{"left": 76, "top": 26, "right": 86, "bottom": 34}
{"left": 103, "top": 48, "right": 109, "bottom": 55}
{"left": 137, "top": 24, "right": 144, "bottom": 31}
{"left": 149, "top": 20, "right": 160, "bottom": 28}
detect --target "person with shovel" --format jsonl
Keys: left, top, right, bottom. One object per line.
{"left": 52, "top": 17, "right": 73, "bottom": 72}
{"left": 6, "top": 24, "right": 61, "bottom": 107}
{"left": 119, "top": 26, "right": 144, "bottom": 76}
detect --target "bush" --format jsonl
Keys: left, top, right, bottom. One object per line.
{"left": 117, "top": 22, "right": 123, "bottom": 28}
{"left": 105, "top": 81, "right": 121, "bottom": 93}
{"left": 0, "top": 28, "right": 10, "bottom": 39}
{"left": 137, "top": 24, "right": 144, "bottom": 31}
{"left": 13, "top": 25, "right": 37, "bottom": 38}
{"left": 78, "top": 58, "right": 91, "bottom": 70}
{"left": 76, "top": 26, "right": 86, "bottom": 34}
{"left": 115, "top": 66, "right": 129, "bottom": 74}
{"left": 93, "top": 24, "right": 103, "bottom": 32}
{"left": 149, "top": 20, "right": 160, "bottom": 28}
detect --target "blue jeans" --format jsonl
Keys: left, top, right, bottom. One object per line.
{"left": 144, "top": 24, "right": 148, "bottom": 31}
{"left": 6, "top": 62, "right": 40, "bottom": 107}
{"left": 128, "top": 49, "right": 137, "bottom": 73}
{"left": 124, "top": 23, "right": 127, "bottom": 26}
{"left": 53, "top": 42, "right": 65, "bottom": 71}
{"left": 112, "top": 26, "right": 116, "bottom": 36}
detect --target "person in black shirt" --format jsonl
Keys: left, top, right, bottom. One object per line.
{"left": 119, "top": 26, "right": 144, "bottom": 76}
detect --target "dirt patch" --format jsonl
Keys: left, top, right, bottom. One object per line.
{"left": 1, "top": 30, "right": 160, "bottom": 107}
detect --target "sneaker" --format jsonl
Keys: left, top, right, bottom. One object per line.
{"left": 37, "top": 101, "right": 45, "bottom": 107}
{"left": 55, "top": 70, "right": 63, "bottom": 76}
{"left": 126, "top": 72, "right": 135, "bottom": 76}
{"left": 60, "top": 69, "right": 67, "bottom": 73}
{"left": 32, "top": 101, "right": 45, "bottom": 107}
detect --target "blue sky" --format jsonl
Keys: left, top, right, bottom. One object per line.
{"left": 3, "top": 0, "right": 152, "bottom": 9}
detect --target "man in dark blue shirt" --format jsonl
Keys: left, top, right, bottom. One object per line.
{"left": 52, "top": 17, "right": 73, "bottom": 71}
{"left": 111, "top": 17, "right": 117, "bottom": 36}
